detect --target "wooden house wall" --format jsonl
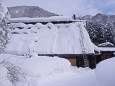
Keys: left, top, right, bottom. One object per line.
{"left": 67, "top": 58, "right": 77, "bottom": 66}
{"left": 38, "top": 52, "right": 115, "bottom": 69}
{"left": 38, "top": 54, "right": 96, "bottom": 69}
{"left": 101, "top": 52, "right": 114, "bottom": 60}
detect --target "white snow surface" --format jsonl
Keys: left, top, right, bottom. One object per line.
{"left": 96, "top": 57, "right": 115, "bottom": 86}
{"left": 0, "top": 54, "right": 98, "bottom": 86}
{"left": 99, "top": 47, "right": 115, "bottom": 51}
{"left": 98, "top": 42, "right": 114, "bottom": 47}
{"left": 6, "top": 22, "right": 94, "bottom": 55}
{"left": 1, "top": 53, "right": 115, "bottom": 86}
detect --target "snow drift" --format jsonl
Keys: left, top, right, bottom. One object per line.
{"left": 0, "top": 54, "right": 74, "bottom": 86}
{"left": 96, "top": 57, "right": 115, "bottom": 86}
{"left": 0, "top": 53, "right": 98, "bottom": 86}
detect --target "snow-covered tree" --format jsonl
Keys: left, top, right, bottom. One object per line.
{"left": 87, "top": 21, "right": 105, "bottom": 45}
{"left": 104, "top": 23, "right": 115, "bottom": 44}
{"left": 0, "top": 2, "right": 10, "bottom": 53}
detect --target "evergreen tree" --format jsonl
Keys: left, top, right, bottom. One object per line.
{"left": 87, "top": 21, "right": 105, "bottom": 45}
{"left": 104, "top": 23, "right": 115, "bottom": 44}
{"left": 0, "top": 3, "right": 10, "bottom": 53}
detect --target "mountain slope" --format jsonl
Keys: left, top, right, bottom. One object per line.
{"left": 77, "top": 13, "right": 115, "bottom": 26}
{"left": 77, "top": 13, "right": 115, "bottom": 45}
{"left": 8, "top": 6, "right": 58, "bottom": 18}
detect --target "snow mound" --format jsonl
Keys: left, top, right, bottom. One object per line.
{"left": 96, "top": 57, "right": 115, "bottom": 86}
{"left": 0, "top": 54, "right": 74, "bottom": 85}
{"left": 19, "top": 56, "right": 71, "bottom": 77}
{"left": 0, "top": 54, "right": 97, "bottom": 86}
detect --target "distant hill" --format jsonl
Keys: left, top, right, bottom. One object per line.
{"left": 8, "top": 6, "right": 58, "bottom": 18}
{"left": 77, "top": 13, "right": 115, "bottom": 27}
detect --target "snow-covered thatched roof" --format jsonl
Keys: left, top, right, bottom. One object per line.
{"left": 99, "top": 47, "right": 115, "bottom": 52}
{"left": 9, "top": 16, "right": 84, "bottom": 24}
{"left": 98, "top": 42, "right": 115, "bottom": 47}
{"left": 6, "top": 21, "right": 96, "bottom": 55}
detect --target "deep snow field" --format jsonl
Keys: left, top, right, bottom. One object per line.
{"left": 0, "top": 22, "right": 114, "bottom": 86}
{"left": 0, "top": 54, "right": 97, "bottom": 86}
{"left": 0, "top": 53, "right": 115, "bottom": 86}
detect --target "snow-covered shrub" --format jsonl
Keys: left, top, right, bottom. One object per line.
{"left": 0, "top": 3, "right": 11, "bottom": 53}
{"left": 0, "top": 3, "right": 26, "bottom": 86}
{"left": 0, "top": 65, "right": 12, "bottom": 86}
{"left": 0, "top": 59, "right": 25, "bottom": 86}
{"left": 96, "top": 57, "right": 115, "bottom": 86}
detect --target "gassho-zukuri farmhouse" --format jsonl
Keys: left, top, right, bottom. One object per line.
{"left": 5, "top": 16, "right": 102, "bottom": 69}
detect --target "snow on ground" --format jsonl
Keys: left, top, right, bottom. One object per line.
{"left": 3, "top": 53, "right": 115, "bottom": 86}
{"left": 2, "top": 54, "right": 115, "bottom": 86}
{"left": 0, "top": 54, "right": 98, "bottom": 86}
{"left": 2, "top": 20, "right": 115, "bottom": 86}
{"left": 45, "top": 70, "right": 98, "bottom": 86}
{"left": 6, "top": 22, "right": 95, "bottom": 55}
{"left": 96, "top": 57, "right": 115, "bottom": 86}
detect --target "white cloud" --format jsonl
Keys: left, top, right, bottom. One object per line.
{"left": 107, "top": 0, "right": 115, "bottom": 5}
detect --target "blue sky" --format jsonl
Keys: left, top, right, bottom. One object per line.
{"left": 3, "top": 0, "right": 115, "bottom": 16}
